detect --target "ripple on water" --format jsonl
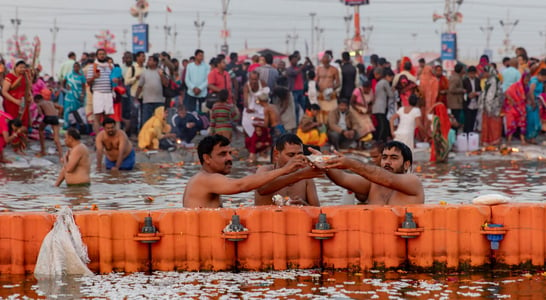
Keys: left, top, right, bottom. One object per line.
{"left": 0, "top": 159, "right": 543, "bottom": 211}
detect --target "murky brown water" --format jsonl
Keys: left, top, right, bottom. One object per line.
{"left": 2, "top": 155, "right": 546, "bottom": 298}
{"left": 2, "top": 270, "right": 546, "bottom": 299}
{"left": 1, "top": 157, "right": 545, "bottom": 212}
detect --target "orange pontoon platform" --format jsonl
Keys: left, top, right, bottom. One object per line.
{"left": 0, "top": 204, "right": 543, "bottom": 274}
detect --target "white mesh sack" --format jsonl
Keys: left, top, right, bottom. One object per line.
{"left": 34, "top": 206, "right": 93, "bottom": 276}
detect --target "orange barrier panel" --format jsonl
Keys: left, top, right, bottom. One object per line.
{"left": 320, "top": 205, "right": 406, "bottom": 270}
{"left": 0, "top": 212, "right": 53, "bottom": 275}
{"left": 491, "top": 204, "right": 546, "bottom": 267}
{"left": 2, "top": 205, "right": 546, "bottom": 274}
{"left": 154, "top": 208, "right": 235, "bottom": 271}
{"left": 236, "top": 206, "right": 321, "bottom": 270}
{"left": 406, "top": 205, "right": 491, "bottom": 270}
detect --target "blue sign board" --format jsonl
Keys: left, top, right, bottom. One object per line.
{"left": 441, "top": 33, "right": 457, "bottom": 61}
{"left": 132, "top": 24, "right": 149, "bottom": 53}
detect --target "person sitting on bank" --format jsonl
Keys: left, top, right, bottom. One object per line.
{"left": 296, "top": 104, "right": 328, "bottom": 147}
{"left": 55, "top": 128, "right": 91, "bottom": 187}
{"left": 96, "top": 117, "right": 135, "bottom": 171}
{"left": 327, "top": 98, "right": 361, "bottom": 150}
{"left": 255, "top": 133, "right": 322, "bottom": 206}
{"left": 183, "top": 134, "right": 305, "bottom": 208}
{"left": 171, "top": 105, "right": 201, "bottom": 148}
{"left": 314, "top": 140, "right": 424, "bottom": 205}
{"left": 138, "top": 106, "right": 175, "bottom": 150}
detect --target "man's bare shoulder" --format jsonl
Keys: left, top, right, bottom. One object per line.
{"left": 256, "top": 164, "right": 273, "bottom": 174}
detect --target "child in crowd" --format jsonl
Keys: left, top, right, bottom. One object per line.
{"left": 172, "top": 105, "right": 201, "bottom": 148}
{"left": 0, "top": 112, "right": 24, "bottom": 163}
{"left": 245, "top": 125, "right": 271, "bottom": 163}
{"left": 254, "top": 93, "right": 285, "bottom": 141}
{"left": 35, "top": 94, "right": 63, "bottom": 159}
{"left": 210, "top": 89, "right": 239, "bottom": 141}
{"left": 389, "top": 94, "right": 422, "bottom": 152}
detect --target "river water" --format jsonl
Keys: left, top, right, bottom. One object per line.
{"left": 1, "top": 156, "right": 546, "bottom": 211}
{"left": 2, "top": 155, "right": 546, "bottom": 298}
{"left": 2, "top": 269, "right": 546, "bottom": 299}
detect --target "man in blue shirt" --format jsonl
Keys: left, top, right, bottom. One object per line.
{"left": 184, "top": 49, "right": 210, "bottom": 113}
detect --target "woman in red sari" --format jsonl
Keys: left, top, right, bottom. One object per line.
{"left": 2, "top": 61, "right": 30, "bottom": 129}
{"left": 428, "top": 102, "right": 451, "bottom": 162}
{"left": 503, "top": 73, "right": 530, "bottom": 145}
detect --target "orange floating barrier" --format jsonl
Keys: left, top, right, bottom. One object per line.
{"left": 0, "top": 205, "right": 546, "bottom": 275}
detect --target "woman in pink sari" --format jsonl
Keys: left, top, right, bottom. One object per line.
{"left": 503, "top": 73, "right": 530, "bottom": 144}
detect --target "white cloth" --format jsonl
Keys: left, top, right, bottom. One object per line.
{"left": 242, "top": 81, "right": 269, "bottom": 136}
{"left": 393, "top": 107, "right": 421, "bottom": 150}
{"left": 92, "top": 91, "right": 114, "bottom": 115}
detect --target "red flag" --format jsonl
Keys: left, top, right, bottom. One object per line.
{"left": 166, "top": 5, "right": 172, "bottom": 13}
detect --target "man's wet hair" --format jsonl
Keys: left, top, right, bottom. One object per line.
{"left": 197, "top": 134, "right": 230, "bottom": 164}
{"left": 383, "top": 140, "right": 412, "bottom": 165}
{"left": 370, "top": 141, "right": 385, "bottom": 153}
{"left": 275, "top": 133, "right": 303, "bottom": 152}
{"left": 66, "top": 128, "right": 81, "bottom": 140}
{"left": 102, "top": 117, "right": 116, "bottom": 127}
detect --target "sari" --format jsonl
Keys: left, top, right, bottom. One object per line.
{"left": 526, "top": 76, "right": 543, "bottom": 140}
{"left": 63, "top": 70, "right": 86, "bottom": 128}
{"left": 503, "top": 75, "right": 528, "bottom": 136}
{"left": 436, "top": 75, "right": 449, "bottom": 105}
{"left": 430, "top": 103, "right": 451, "bottom": 162}
{"left": 419, "top": 66, "right": 439, "bottom": 140}
{"left": 3, "top": 72, "right": 29, "bottom": 127}
{"left": 479, "top": 67, "right": 503, "bottom": 145}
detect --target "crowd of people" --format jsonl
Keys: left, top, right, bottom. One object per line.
{"left": 0, "top": 45, "right": 545, "bottom": 206}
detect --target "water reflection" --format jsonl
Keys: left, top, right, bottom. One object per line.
{"left": 3, "top": 270, "right": 546, "bottom": 299}
{"left": 1, "top": 158, "right": 545, "bottom": 211}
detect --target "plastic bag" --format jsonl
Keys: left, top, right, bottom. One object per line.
{"left": 34, "top": 206, "right": 93, "bottom": 276}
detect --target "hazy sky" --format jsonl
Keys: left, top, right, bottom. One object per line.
{"left": 0, "top": 0, "right": 544, "bottom": 75}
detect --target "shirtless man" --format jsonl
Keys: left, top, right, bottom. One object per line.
{"left": 183, "top": 134, "right": 305, "bottom": 208}
{"left": 35, "top": 94, "right": 63, "bottom": 159}
{"left": 319, "top": 140, "right": 424, "bottom": 205}
{"left": 316, "top": 52, "right": 340, "bottom": 123}
{"left": 96, "top": 117, "right": 135, "bottom": 171}
{"left": 55, "top": 128, "right": 91, "bottom": 187}
{"left": 254, "top": 93, "right": 285, "bottom": 137}
{"left": 255, "top": 133, "right": 321, "bottom": 206}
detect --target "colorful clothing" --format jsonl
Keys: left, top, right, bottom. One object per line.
{"left": 0, "top": 111, "right": 13, "bottom": 150}
{"left": 4, "top": 73, "right": 29, "bottom": 126}
{"left": 210, "top": 102, "right": 238, "bottom": 133}
{"left": 245, "top": 127, "right": 271, "bottom": 154}
{"left": 63, "top": 71, "right": 86, "bottom": 129}
{"left": 503, "top": 77, "right": 528, "bottom": 136}
{"left": 105, "top": 149, "right": 135, "bottom": 170}
{"left": 296, "top": 113, "right": 327, "bottom": 146}
{"left": 430, "top": 103, "right": 451, "bottom": 162}
{"left": 478, "top": 67, "right": 503, "bottom": 145}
